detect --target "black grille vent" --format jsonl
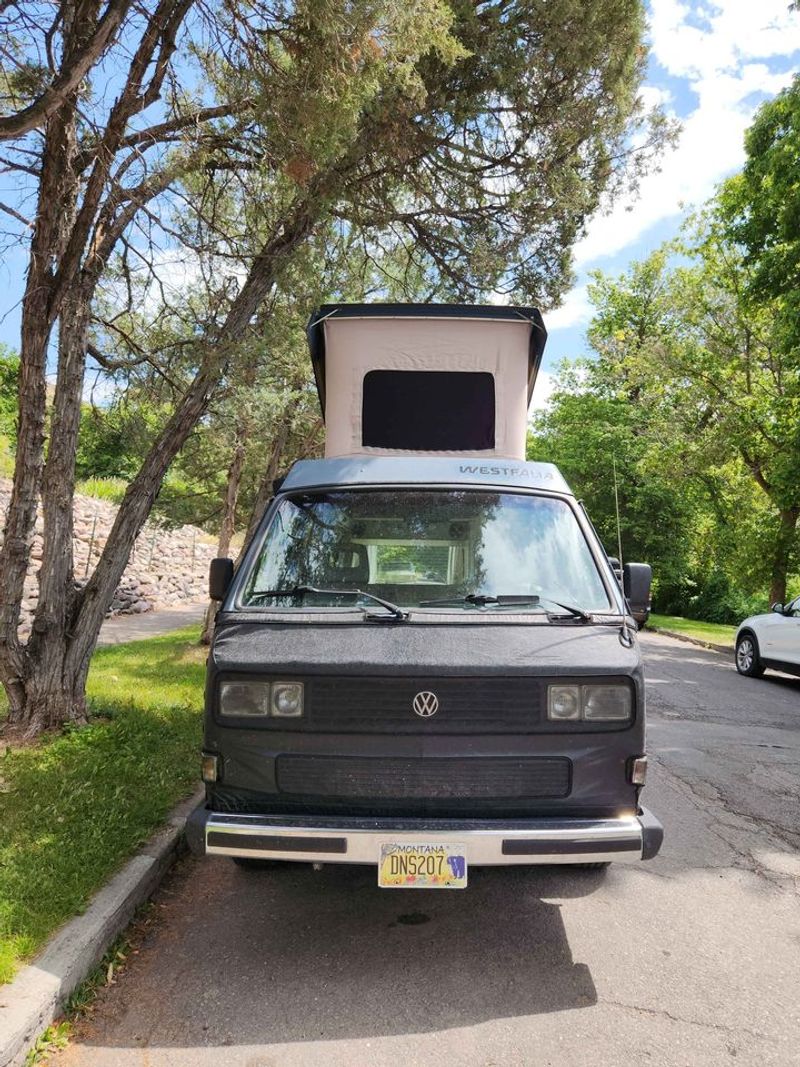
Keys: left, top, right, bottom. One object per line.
{"left": 276, "top": 755, "right": 570, "bottom": 800}
{"left": 308, "top": 676, "right": 541, "bottom": 733}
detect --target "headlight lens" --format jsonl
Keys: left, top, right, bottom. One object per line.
{"left": 583, "top": 684, "right": 632, "bottom": 721}
{"left": 271, "top": 682, "right": 304, "bottom": 717}
{"left": 547, "top": 683, "right": 632, "bottom": 723}
{"left": 548, "top": 685, "right": 581, "bottom": 720}
{"left": 218, "top": 680, "right": 304, "bottom": 718}
{"left": 219, "top": 680, "right": 271, "bottom": 716}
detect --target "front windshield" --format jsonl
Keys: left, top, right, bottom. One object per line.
{"left": 239, "top": 490, "right": 613, "bottom": 613}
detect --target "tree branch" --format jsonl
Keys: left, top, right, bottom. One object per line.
{"left": 0, "top": 0, "right": 133, "bottom": 140}
{"left": 0, "top": 199, "right": 32, "bottom": 228}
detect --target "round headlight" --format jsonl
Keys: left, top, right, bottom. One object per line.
{"left": 272, "top": 682, "right": 304, "bottom": 717}
{"left": 548, "top": 685, "right": 581, "bottom": 720}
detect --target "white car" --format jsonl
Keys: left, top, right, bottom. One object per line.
{"left": 735, "top": 598, "right": 800, "bottom": 678}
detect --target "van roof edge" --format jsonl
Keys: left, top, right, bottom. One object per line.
{"left": 280, "top": 456, "right": 572, "bottom": 496}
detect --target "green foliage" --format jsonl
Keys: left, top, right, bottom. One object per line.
{"left": 0, "top": 628, "right": 204, "bottom": 984}
{"left": 533, "top": 189, "right": 800, "bottom": 617}
{"left": 74, "top": 476, "right": 128, "bottom": 504}
{"left": 0, "top": 345, "right": 19, "bottom": 437}
{"left": 0, "top": 348, "right": 19, "bottom": 478}
{"left": 655, "top": 570, "right": 766, "bottom": 627}
{"left": 527, "top": 357, "right": 699, "bottom": 602}
{"left": 74, "top": 405, "right": 143, "bottom": 481}
{"left": 193, "top": 0, "right": 669, "bottom": 309}
{"left": 718, "top": 75, "right": 800, "bottom": 341}
{"left": 24, "top": 1021, "right": 71, "bottom": 1065}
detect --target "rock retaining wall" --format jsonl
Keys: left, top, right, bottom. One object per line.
{"left": 0, "top": 479, "right": 218, "bottom": 634}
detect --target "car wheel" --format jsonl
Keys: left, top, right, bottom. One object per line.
{"left": 735, "top": 632, "right": 765, "bottom": 677}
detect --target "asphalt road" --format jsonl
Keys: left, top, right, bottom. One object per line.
{"left": 58, "top": 632, "right": 800, "bottom": 1067}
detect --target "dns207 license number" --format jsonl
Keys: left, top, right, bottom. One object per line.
{"left": 378, "top": 842, "right": 467, "bottom": 888}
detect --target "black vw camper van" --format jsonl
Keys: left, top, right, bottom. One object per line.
{"left": 187, "top": 305, "right": 662, "bottom": 887}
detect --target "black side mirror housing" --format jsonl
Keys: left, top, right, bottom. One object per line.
{"left": 209, "top": 557, "right": 234, "bottom": 601}
{"left": 623, "top": 562, "right": 652, "bottom": 620}
{"left": 770, "top": 602, "right": 784, "bottom": 614}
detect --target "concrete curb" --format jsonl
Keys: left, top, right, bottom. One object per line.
{"left": 0, "top": 789, "right": 203, "bottom": 1067}
{"left": 649, "top": 625, "right": 733, "bottom": 655}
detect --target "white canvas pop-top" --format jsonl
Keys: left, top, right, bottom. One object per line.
{"left": 306, "top": 304, "right": 547, "bottom": 461}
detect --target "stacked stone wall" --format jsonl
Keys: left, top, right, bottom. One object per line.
{"left": 0, "top": 479, "right": 217, "bottom": 633}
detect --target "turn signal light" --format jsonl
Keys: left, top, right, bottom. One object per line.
{"left": 630, "top": 756, "right": 648, "bottom": 785}
{"left": 201, "top": 752, "right": 220, "bottom": 783}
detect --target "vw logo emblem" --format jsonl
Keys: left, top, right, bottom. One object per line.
{"left": 413, "top": 691, "right": 439, "bottom": 717}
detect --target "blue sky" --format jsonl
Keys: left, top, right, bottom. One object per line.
{"left": 532, "top": 0, "right": 800, "bottom": 408}
{"left": 2, "top": 1, "right": 800, "bottom": 396}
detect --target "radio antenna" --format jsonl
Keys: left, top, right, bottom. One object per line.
{"left": 612, "top": 455, "right": 624, "bottom": 573}
{"left": 613, "top": 456, "right": 633, "bottom": 646}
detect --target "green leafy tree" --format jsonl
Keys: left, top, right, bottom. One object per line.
{"left": 544, "top": 224, "right": 799, "bottom": 616}
{"left": 718, "top": 75, "right": 800, "bottom": 353}
{"left": 527, "top": 358, "right": 700, "bottom": 607}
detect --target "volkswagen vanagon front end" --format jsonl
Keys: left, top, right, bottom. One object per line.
{"left": 187, "top": 305, "right": 662, "bottom": 886}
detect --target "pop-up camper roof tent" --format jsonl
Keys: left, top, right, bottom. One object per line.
{"left": 306, "top": 303, "right": 547, "bottom": 461}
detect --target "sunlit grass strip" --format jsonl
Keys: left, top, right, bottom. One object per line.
{"left": 648, "top": 613, "right": 736, "bottom": 647}
{"left": 0, "top": 626, "right": 204, "bottom": 984}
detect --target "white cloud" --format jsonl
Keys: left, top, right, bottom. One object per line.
{"left": 636, "top": 84, "right": 673, "bottom": 111}
{"left": 572, "top": 0, "right": 800, "bottom": 267}
{"left": 649, "top": 0, "right": 798, "bottom": 79}
{"left": 544, "top": 286, "right": 592, "bottom": 331}
{"left": 529, "top": 369, "right": 556, "bottom": 412}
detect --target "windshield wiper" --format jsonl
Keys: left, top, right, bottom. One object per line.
{"left": 535, "top": 596, "right": 592, "bottom": 622}
{"left": 252, "top": 585, "right": 408, "bottom": 620}
{"left": 418, "top": 592, "right": 592, "bottom": 622}
{"left": 419, "top": 593, "right": 540, "bottom": 608}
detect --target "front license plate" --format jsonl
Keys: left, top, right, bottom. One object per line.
{"left": 378, "top": 843, "right": 467, "bottom": 888}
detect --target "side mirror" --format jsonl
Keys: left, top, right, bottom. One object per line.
{"left": 623, "top": 562, "right": 652, "bottom": 612}
{"left": 209, "top": 557, "right": 234, "bottom": 601}
{"left": 771, "top": 602, "right": 784, "bottom": 614}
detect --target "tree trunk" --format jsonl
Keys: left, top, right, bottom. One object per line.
{"left": 239, "top": 400, "right": 299, "bottom": 560}
{"left": 200, "top": 438, "right": 247, "bottom": 645}
{"left": 0, "top": 75, "right": 81, "bottom": 725}
{"left": 17, "top": 293, "right": 92, "bottom": 733}
{"left": 768, "top": 507, "right": 799, "bottom": 607}
{"left": 16, "top": 646, "right": 91, "bottom": 737}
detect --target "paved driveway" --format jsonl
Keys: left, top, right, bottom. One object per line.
{"left": 58, "top": 632, "right": 800, "bottom": 1067}
{"left": 97, "top": 602, "right": 207, "bottom": 645}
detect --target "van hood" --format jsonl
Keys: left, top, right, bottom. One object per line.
{"left": 212, "top": 617, "right": 641, "bottom": 679}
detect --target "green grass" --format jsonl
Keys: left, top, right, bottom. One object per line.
{"left": 648, "top": 613, "right": 736, "bottom": 647}
{"left": 0, "top": 626, "right": 205, "bottom": 984}
{"left": 74, "top": 475, "right": 128, "bottom": 503}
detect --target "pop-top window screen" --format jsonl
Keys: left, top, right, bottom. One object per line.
{"left": 362, "top": 370, "right": 495, "bottom": 451}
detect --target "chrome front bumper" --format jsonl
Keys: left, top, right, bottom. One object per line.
{"left": 187, "top": 808, "right": 663, "bottom": 865}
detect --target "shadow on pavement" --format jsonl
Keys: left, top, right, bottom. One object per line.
{"left": 72, "top": 856, "right": 602, "bottom": 1051}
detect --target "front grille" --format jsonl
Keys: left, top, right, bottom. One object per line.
{"left": 275, "top": 755, "right": 570, "bottom": 799}
{"left": 308, "top": 676, "right": 541, "bottom": 733}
